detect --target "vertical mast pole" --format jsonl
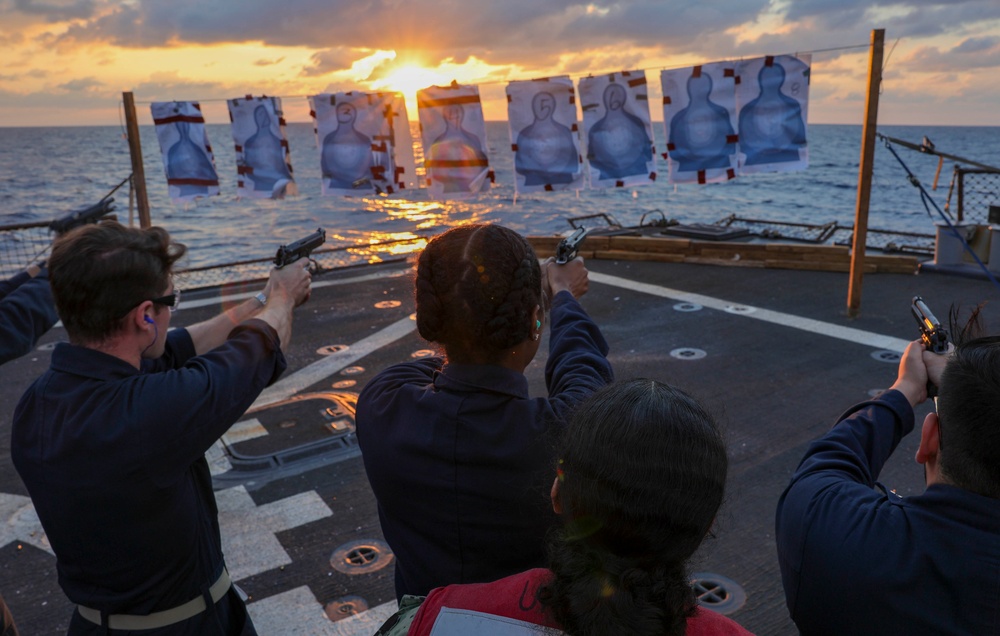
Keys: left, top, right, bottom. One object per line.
{"left": 122, "top": 91, "right": 152, "bottom": 228}
{"left": 846, "top": 29, "right": 885, "bottom": 317}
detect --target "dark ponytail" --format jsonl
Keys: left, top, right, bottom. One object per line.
{"left": 540, "top": 379, "right": 728, "bottom": 636}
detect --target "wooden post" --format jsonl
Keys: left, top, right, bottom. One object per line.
{"left": 122, "top": 91, "right": 152, "bottom": 228}
{"left": 846, "top": 29, "right": 885, "bottom": 317}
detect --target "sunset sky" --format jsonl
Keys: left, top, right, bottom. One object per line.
{"left": 1, "top": 0, "right": 999, "bottom": 128}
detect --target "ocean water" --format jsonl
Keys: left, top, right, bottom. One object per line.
{"left": 0, "top": 122, "right": 998, "bottom": 269}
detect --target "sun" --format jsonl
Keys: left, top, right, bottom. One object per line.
{"left": 375, "top": 65, "right": 451, "bottom": 98}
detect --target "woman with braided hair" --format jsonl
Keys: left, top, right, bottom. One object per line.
{"left": 375, "top": 379, "right": 751, "bottom": 636}
{"left": 356, "top": 223, "right": 613, "bottom": 601}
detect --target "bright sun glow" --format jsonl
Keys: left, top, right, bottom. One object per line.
{"left": 373, "top": 65, "right": 451, "bottom": 97}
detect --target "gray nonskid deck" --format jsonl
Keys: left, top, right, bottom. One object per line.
{"left": 0, "top": 257, "right": 995, "bottom": 635}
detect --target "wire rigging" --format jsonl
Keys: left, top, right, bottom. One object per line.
{"left": 878, "top": 133, "right": 1000, "bottom": 295}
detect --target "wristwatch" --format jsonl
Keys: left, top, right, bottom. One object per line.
{"left": 254, "top": 292, "right": 267, "bottom": 306}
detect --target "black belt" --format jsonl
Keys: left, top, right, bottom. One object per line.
{"left": 77, "top": 568, "right": 231, "bottom": 630}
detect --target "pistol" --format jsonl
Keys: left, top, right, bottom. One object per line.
{"left": 49, "top": 198, "right": 115, "bottom": 235}
{"left": 911, "top": 296, "right": 949, "bottom": 354}
{"left": 555, "top": 227, "right": 588, "bottom": 265}
{"left": 275, "top": 228, "right": 326, "bottom": 269}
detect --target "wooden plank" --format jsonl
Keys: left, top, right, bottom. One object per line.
{"left": 847, "top": 28, "right": 886, "bottom": 315}
{"left": 608, "top": 235, "right": 691, "bottom": 252}
{"left": 684, "top": 256, "right": 766, "bottom": 268}
{"left": 594, "top": 250, "right": 686, "bottom": 263}
{"left": 695, "top": 248, "right": 768, "bottom": 262}
{"left": 764, "top": 243, "right": 850, "bottom": 255}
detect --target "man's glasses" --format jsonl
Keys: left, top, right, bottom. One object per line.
{"left": 149, "top": 289, "right": 181, "bottom": 313}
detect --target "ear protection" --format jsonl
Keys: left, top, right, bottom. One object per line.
{"left": 535, "top": 319, "right": 542, "bottom": 330}
{"left": 144, "top": 316, "right": 154, "bottom": 324}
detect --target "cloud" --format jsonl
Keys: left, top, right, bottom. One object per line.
{"left": 13, "top": 0, "right": 96, "bottom": 21}
{"left": 782, "top": 0, "right": 1000, "bottom": 39}
{"left": 253, "top": 56, "right": 285, "bottom": 66}
{"left": 57, "top": 76, "right": 103, "bottom": 91}
{"left": 902, "top": 41, "right": 1000, "bottom": 71}
{"left": 951, "top": 36, "right": 1000, "bottom": 54}
{"left": 128, "top": 71, "right": 241, "bottom": 103}
{"left": 0, "top": 68, "right": 50, "bottom": 81}
{"left": 300, "top": 48, "right": 361, "bottom": 77}
{"left": 50, "top": 0, "right": 771, "bottom": 67}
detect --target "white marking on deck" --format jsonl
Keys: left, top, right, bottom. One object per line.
{"left": 589, "top": 272, "right": 911, "bottom": 352}
{"left": 217, "top": 486, "right": 333, "bottom": 581}
{"left": 206, "top": 439, "right": 233, "bottom": 476}
{"left": 179, "top": 269, "right": 409, "bottom": 311}
{"left": 0, "top": 492, "right": 52, "bottom": 554}
{"left": 48, "top": 269, "right": 410, "bottom": 330}
{"left": 222, "top": 417, "right": 268, "bottom": 446}
{"left": 247, "top": 587, "right": 396, "bottom": 635}
{"left": 250, "top": 314, "right": 416, "bottom": 410}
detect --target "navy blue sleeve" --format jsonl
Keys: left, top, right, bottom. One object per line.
{"left": 774, "top": 389, "right": 914, "bottom": 623}
{"left": 0, "top": 269, "right": 59, "bottom": 365}
{"left": 0, "top": 271, "right": 32, "bottom": 299}
{"left": 543, "top": 290, "right": 613, "bottom": 421}
{"left": 136, "top": 318, "right": 286, "bottom": 484}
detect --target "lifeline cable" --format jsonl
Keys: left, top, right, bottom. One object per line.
{"left": 878, "top": 133, "right": 1000, "bottom": 295}
{"left": 22, "top": 174, "right": 134, "bottom": 266}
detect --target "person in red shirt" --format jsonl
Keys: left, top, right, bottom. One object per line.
{"left": 376, "top": 378, "right": 753, "bottom": 636}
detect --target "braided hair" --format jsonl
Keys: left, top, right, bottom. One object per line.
{"left": 539, "top": 379, "right": 729, "bottom": 636}
{"left": 415, "top": 224, "right": 542, "bottom": 361}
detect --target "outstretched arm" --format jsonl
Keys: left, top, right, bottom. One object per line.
{"left": 185, "top": 258, "right": 312, "bottom": 355}
{"left": 0, "top": 268, "right": 59, "bottom": 364}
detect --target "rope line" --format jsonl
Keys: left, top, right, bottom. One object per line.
{"left": 130, "top": 43, "right": 869, "bottom": 105}
{"left": 878, "top": 133, "right": 1000, "bottom": 295}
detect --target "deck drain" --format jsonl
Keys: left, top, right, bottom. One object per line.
{"left": 375, "top": 300, "right": 402, "bottom": 309}
{"left": 324, "top": 595, "right": 369, "bottom": 622}
{"left": 317, "top": 344, "right": 349, "bottom": 356}
{"left": 871, "top": 350, "right": 901, "bottom": 364}
{"left": 331, "top": 379, "right": 357, "bottom": 389}
{"left": 670, "top": 348, "right": 706, "bottom": 360}
{"left": 411, "top": 349, "right": 436, "bottom": 358}
{"left": 330, "top": 539, "right": 394, "bottom": 575}
{"left": 340, "top": 366, "right": 365, "bottom": 375}
{"left": 673, "top": 302, "right": 703, "bottom": 312}
{"left": 690, "top": 572, "right": 746, "bottom": 615}
{"left": 724, "top": 304, "right": 756, "bottom": 315}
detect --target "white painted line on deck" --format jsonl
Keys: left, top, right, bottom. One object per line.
{"left": 589, "top": 272, "right": 911, "bottom": 353}
{"left": 247, "top": 587, "right": 396, "bottom": 635}
{"left": 46, "top": 269, "right": 410, "bottom": 330}
{"left": 218, "top": 486, "right": 332, "bottom": 581}
{"left": 179, "top": 269, "right": 409, "bottom": 311}
{"left": 222, "top": 418, "right": 268, "bottom": 446}
{"left": 251, "top": 314, "right": 417, "bottom": 410}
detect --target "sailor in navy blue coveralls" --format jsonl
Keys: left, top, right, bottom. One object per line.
{"left": 776, "top": 341, "right": 999, "bottom": 635}
{"left": 12, "top": 222, "right": 311, "bottom": 635}
{"left": 357, "top": 289, "right": 613, "bottom": 600}
{"left": 14, "top": 322, "right": 285, "bottom": 635}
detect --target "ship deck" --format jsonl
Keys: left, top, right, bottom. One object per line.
{"left": 1, "top": 254, "right": 997, "bottom": 635}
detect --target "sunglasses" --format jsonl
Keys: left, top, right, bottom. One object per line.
{"left": 149, "top": 289, "right": 181, "bottom": 313}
